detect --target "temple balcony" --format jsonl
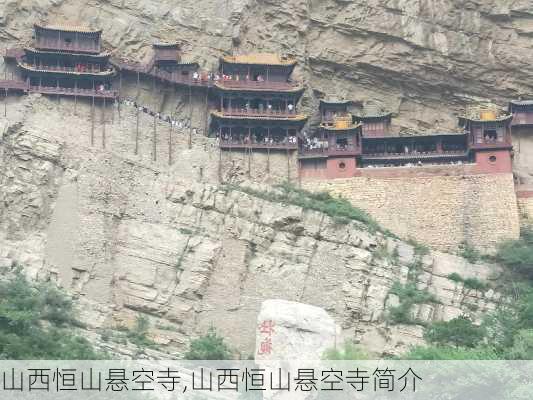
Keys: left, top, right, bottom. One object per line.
{"left": 219, "top": 139, "right": 298, "bottom": 150}
{"left": 215, "top": 79, "right": 303, "bottom": 93}
{"left": 211, "top": 108, "right": 307, "bottom": 122}
{"left": 361, "top": 149, "right": 469, "bottom": 162}
{"left": 511, "top": 112, "right": 533, "bottom": 126}
{"left": 0, "top": 79, "right": 28, "bottom": 92}
{"left": 213, "top": 108, "right": 307, "bottom": 121}
{"left": 35, "top": 39, "right": 100, "bottom": 54}
{"left": 298, "top": 145, "right": 361, "bottom": 159}
{"left": 469, "top": 140, "right": 512, "bottom": 150}
{"left": 4, "top": 48, "right": 25, "bottom": 60}
{"left": 18, "top": 61, "right": 115, "bottom": 77}
{"left": 28, "top": 85, "right": 117, "bottom": 99}
{"left": 151, "top": 69, "right": 214, "bottom": 88}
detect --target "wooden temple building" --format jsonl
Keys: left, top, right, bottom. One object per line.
{"left": 299, "top": 99, "right": 362, "bottom": 179}
{"left": 111, "top": 42, "right": 205, "bottom": 89}
{"left": 2, "top": 24, "right": 117, "bottom": 99}
{"left": 509, "top": 100, "right": 533, "bottom": 136}
{"left": 300, "top": 101, "right": 514, "bottom": 179}
{"left": 0, "top": 21, "right": 524, "bottom": 181}
{"left": 211, "top": 54, "right": 307, "bottom": 151}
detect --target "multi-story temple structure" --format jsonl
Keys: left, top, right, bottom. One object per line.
{"left": 111, "top": 42, "right": 204, "bottom": 89}
{"left": 211, "top": 54, "right": 307, "bottom": 151}
{"left": 355, "top": 102, "right": 392, "bottom": 137}
{"left": 509, "top": 100, "right": 533, "bottom": 135}
{"left": 299, "top": 99, "right": 362, "bottom": 179}
{"left": 0, "top": 21, "right": 521, "bottom": 182}
{"left": 3, "top": 24, "right": 117, "bottom": 99}
{"left": 300, "top": 101, "right": 514, "bottom": 179}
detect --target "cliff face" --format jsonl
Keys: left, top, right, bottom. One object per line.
{"left": 1, "top": 95, "right": 504, "bottom": 357}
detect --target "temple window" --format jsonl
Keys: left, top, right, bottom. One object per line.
{"left": 336, "top": 138, "right": 348, "bottom": 149}
{"left": 484, "top": 129, "right": 498, "bottom": 142}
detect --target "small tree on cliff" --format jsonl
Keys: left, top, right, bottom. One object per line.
{"left": 183, "top": 327, "right": 233, "bottom": 360}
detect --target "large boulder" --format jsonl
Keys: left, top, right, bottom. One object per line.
{"left": 255, "top": 299, "right": 340, "bottom": 360}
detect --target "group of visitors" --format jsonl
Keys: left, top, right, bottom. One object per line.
{"left": 301, "top": 133, "right": 328, "bottom": 151}
{"left": 120, "top": 98, "right": 198, "bottom": 133}
{"left": 219, "top": 132, "right": 297, "bottom": 145}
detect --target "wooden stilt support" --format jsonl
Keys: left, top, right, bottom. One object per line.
{"left": 298, "top": 158, "right": 302, "bottom": 188}
{"left": 188, "top": 84, "right": 193, "bottom": 149}
{"left": 286, "top": 128, "right": 290, "bottom": 182}
{"left": 168, "top": 121, "right": 172, "bottom": 166}
{"left": 247, "top": 127, "right": 252, "bottom": 177}
{"left": 153, "top": 114, "right": 157, "bottom": 162}
{"left": 74, "top": 80, "right": 77, "bottom": 115}
{"left": 203, "top": 89, "right": 209, "bottom": 136}
{"left": 90, "top": 96, "right": 95, "bottom": 146}
{"left": 136, "top": 71, "right": 140, "bottom": 99}
{"left": 4, "top": 88, "right": 7, "bottom": 117}
{"left": 102, "top": 97, "right": 106, "bottom": 149}
{"left": 135, "top": 107, "right": 139, "bottom": 155}
{"left": 218, "top": 127, "right": 222, "bottom": 183}
{"left": 266, "top": 127, "right": 271, "bottom": 174}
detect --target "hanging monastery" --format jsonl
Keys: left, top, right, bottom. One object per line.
{"left": 1, "top": 23, "right": 531, "bottom": 251}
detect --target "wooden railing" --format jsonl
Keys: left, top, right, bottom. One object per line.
{"left": 216, "top": 79, "right": 301, "bottom": 91}
{"left": 0, "top": 79, "right": 28, "bottom": 91}
{"left": 299, "top": 144, "right": 361, "bottom": 157}
{"left": 362, "top": 150, "right": 468, "bottom": 159}
{"left": 19, "top": 62, "right": 114, "bottom": 75}
{"left": 512, "top": 112, "right": 533, "bottom": 125}
{"left": 28, "top": 85, "right": 117, "bottom": 99}
{"left": 219, "top": 108, "right": 301, "bottom": 119}
{"left": 219, "top": 140, "right": 298, "bottom": 150}
{"left": 35, "top": 39, "right": 100, "bottom": 53}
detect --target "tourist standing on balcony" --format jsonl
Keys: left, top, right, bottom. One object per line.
{"left": 287, "top": 103, "right": 294, "bottom": 113}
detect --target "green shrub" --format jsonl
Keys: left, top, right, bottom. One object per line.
{"left": 387, "top": 282, "right": 439, "bottom": 325}
{"left": 323, "top": 341, "right": 367, "bottom": 360}
{"left": 0, "top": 271, "right": 104, "bottom": 359}
{"left": 496, "top": 228, "right": 533, "bottom": 280}
{"left": 226, "top": 182, "right": 388, "bottom": 234}
{"left": 458, "top": 242, "right": 481, "bottom": 263}
{"left": 463, "top": 277, "right": 489, "bottom": 291}
{"left": 402, "top": 345, "right": 499, "bottom": 360}
{"left": 183, "top": 327, "right": 233, "bottom": 360}
{"left": 447, "top": 272, "right": 463, "bottom": 282}
{"left": 127, "top": 315, "right": 158, "bottom": 349}
{"left": 505, "top": 329, "right": 533, "bottom": 360}
{"left": 424, "top": 316, "right": 485, "bottom": 348}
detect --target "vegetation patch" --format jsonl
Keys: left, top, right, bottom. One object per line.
{"left": 183, "top": 327, "right": 233, "bottom": 360}
{"left": 446, "top": 273, "right": 489, "bottom": 291}
{"left": 323, "top": 341, "right": 368, "bottom": 360}
{"left": 458, "top": 241, "right": 481, "bottom": 264}
{"left": 387, "top": 282, "right": 440, "bottom": 325}
{"left": 0, "top": 271, "right": 104, "bottom": 359}
{"left": 225, "top": 181, "right": 390, "bottom": 235}
{"left": 401, "top": 228, "right": 533, "bottom": 359}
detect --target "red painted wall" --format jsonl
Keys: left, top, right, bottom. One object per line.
{"left": 326, "top": 157, "right": 358, "bottom": 179}
{"left": 473, "top": 150, "right": 512, "bottom": 174}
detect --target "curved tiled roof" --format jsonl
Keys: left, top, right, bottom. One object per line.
{"left": 461, "top": 105, "right": 512, "bottom": 122}
{"left": 355, "top": 102, "right": 392, "bottom": 119}
{"left": 24, "top": 47, "right": 110, "bottom": 58}
{"left": 153, "top": 42, "right": 180, "bottom": 49}
{"left": 221, "top": 53, "right": 296, "bottom": 66}
{"left": 320, "top": 98, "right": 352, "bottom": 106}
{"left": 34, "top": 23, "right": 101, "bottom": 34}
